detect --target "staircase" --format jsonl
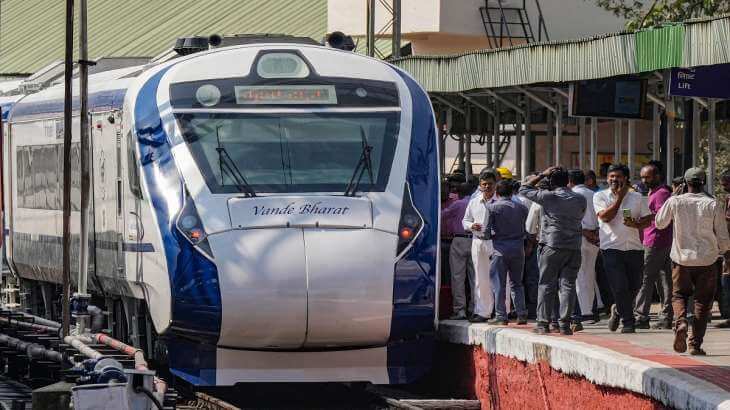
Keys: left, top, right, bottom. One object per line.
{"left": 479, "top": 0, "right": 549, "bottom": 48}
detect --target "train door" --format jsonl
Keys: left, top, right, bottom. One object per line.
{"left": 91, "top": 111, "right": 125, "bottom": 284}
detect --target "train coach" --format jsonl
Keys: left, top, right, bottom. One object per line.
{"left": 2, "top": 37, "right": 440, "bottom": 386}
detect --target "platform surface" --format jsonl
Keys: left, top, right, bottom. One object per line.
{"left": 439, "top": 315, "right": 730, "bottom": 410}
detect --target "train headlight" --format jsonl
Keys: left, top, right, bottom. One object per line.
{"left": 195, "top": 84, "right": 221, "bottom": 107}
{"left": 396, "top": 183, "right": 424, "bottom": 257}
{"left": 176, "top": 195, "right": 213, "bottom": 259}
{"left": 256, "top": 53, "right": 309, "bottom": 79}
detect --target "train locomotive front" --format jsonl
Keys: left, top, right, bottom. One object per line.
{"left": 128, "top": 44, "right": 440, "bottom": 385}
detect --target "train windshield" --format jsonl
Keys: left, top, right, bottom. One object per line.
{"left": 176, "top": 112, "right": 400, "bottom": 194}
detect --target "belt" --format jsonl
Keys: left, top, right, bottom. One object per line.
{"left": 453, "top": 233, "right": 472, "bottom": 238}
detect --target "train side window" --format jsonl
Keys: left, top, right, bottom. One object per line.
{"left": 126, "top": 132, "right": 142, "bottom": 199}
{"left": 15, "top": 147, "right": 26, "bottom": 208}
{"left": 24, "top": 147, "right": 34, "bottom": 209}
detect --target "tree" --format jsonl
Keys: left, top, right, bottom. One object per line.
{"left": 594, "top": 0, "right": 730, "bottom": 30}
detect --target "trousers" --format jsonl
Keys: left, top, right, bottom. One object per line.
{"left": 471, "top": 239, "right": 494, "bottom": 318}
{"left": 634, "top": 246, "right": 673, "bottom": 321}
{"left": 601, "top": 249, "right": 643, "bottom": 327}
{"left": 673, "top": 263, "right": 717, "bottom": 348}
{"left": 523, "top": 247, "right": 540, "bottom": 318}
{"left": 449, "top": 237, "right": 474, "bottom": 315}
{"left": 576, "top": 238, "right": 600, "bottom": 316}
{"left": 536, "top": 245, "right": 581, "bottom": 327}
{"left": 490, "top": 240, "right": 527, "bottom": 319}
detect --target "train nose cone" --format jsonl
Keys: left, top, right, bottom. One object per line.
{"left": 301, "top": 229, "right": 396, "bottom": 347}
{"left": 209, "top": 228, "right": 308, "bottom": 349}
{"left": 208, "top": 196, "right": 396, "bottom": 350}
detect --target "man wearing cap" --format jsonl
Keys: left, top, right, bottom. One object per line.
{"left": 656, "top": 167, "right": 730, "bottom": 355}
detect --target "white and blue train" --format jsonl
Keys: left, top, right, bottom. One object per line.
{"left": 1, "top": 39, "right": 440, "bottom": 386}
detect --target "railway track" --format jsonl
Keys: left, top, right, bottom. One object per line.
{"left": 178, "top": 384, "right": 481, "bottom": 410}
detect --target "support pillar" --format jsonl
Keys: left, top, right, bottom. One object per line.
{"left": 526, "top": 98, "right": 534, "bottom": 173}
{"left": 546, "top": 110, "right": 554, "bottom": 167}
{"left": 590, "top": 117, "right": 597, "bottom": 172}
{"left": 666, "top": 99, "right": 675, "bottom": 181}
{"left": 692, "top": 100, "right": 700, "bottom": 167}
{"left": 614, "top": 120, "right": 622, "bottom": 164}
{"left": 652, "top": 103, "right": 660, "bottom": 160}
{"left": 516, "top": 110, "right": 524, "bottom": 180}
{"left": 555, "top": 96, "right": 563, "bottom": 166}
{"left": 628, "top": 120, "right": 635, "bottom": 179}
{"left": 578, "top": 117, "right": 586, "bottom": 169}
{"left": 494, "top": 101, "right": 501, "bottom": 167}
{"left": 709, "top": 99, "right": 717, "bottom": 194}
{"left": 486, "top": 107, "right": 493, "bottom": 168}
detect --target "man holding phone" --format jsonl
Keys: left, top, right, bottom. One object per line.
{"left": 593, "top": 164, "right": 652, "bottom": 333}
{"left": 462, "top": 171, "right": 498, "bottom": 322}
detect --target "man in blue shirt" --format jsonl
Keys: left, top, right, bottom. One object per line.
{"left": 485, "top": 180, "right": 529, "bottom": 325}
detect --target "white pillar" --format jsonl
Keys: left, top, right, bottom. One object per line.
{"left": 692, "top": 100, "right": 700, "bottom": 167}
{"left": 628, "top": 120, "right": 635, "bottom": 180}
{"left": 546, "top": 110, "right": 554, "bottom": 167}
{"left": 652, "top": 103, "right": 660, "bottom": 161}
{"left": 515, "top": 113, "right": 523, "bottom": 179}
{"left": 590, "top": 117, "right": 598, "bottom": 172}
{"left": 709, "top": 99, "right": 717, "bottom": 194}
{"left": 578, "top": 117, "right": 586, "bottom": 169}
{"left": 555, "top": 97, "right": 563, "bottom": 166}
{"left": 614, "top": 120, "right": 622, "bottom": 164}
{"left": 666, "top": 105, "right": 675, "bottom": 183}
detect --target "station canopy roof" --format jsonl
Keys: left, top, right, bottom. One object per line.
{"left": 0, "top": 0, "right": 327, "bottom": 76}
{"left": 390, "top": 14, "right": 730, "bottom": 93}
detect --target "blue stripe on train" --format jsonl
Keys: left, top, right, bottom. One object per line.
{"left": 387, "top": 70, "right": 439, "bottom": 383}
{"left": 9, "top": 89, "right": 127, "bottom": 121}
{"left": 134, "top": 67, "right": 222, "bottom": 386}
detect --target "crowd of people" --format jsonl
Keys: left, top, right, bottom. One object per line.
{"left": 441, "top": 163, "right": 730, "bottom": 355}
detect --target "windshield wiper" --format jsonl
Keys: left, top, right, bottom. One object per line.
{"left": 344, "top": 126, "right": 374, "bottom": 196}
{"left": 216, "top": 126, "right": 257, "bottom": 198}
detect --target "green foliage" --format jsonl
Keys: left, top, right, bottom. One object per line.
{"left": 594, "top": 0, "right": 730, "bottom": 30}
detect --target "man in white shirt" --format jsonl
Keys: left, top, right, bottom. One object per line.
{"left": 656, "top": 167, "right": 730, "bottom": 355}
{"left": 462, "top": 171, "right": 498, "bottom": 322}
{"left": 593, "top": 164, "right": 652, "bottom": 333}
{"left": 568, "top": 170, "right": 600, "bottom": 329}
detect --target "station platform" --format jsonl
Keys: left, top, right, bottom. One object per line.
{"left": 436, "top": 318, "right": 730, "bottom": 409}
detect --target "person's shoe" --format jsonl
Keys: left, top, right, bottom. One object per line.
{"left": 533, "top": 326, "right": 550, "bottom": 335}
{"left": 608, "top": 304, "right": 620, "bottom": 332}
{"left": 587, "top": 313, "right": 600, "bottom": 324}
{"left": 652, "top": 319, "right": 673, "bottom": 330}
{"left": 550, "top": 322, "right": 561, "bottom": 333}
{"left": 571, "top": 322, "right": 584, "bottom": 332}
{"left": 620, "top": 326, "right": 636, "bottom": 334}
{"left": 487, "top": 317, "right": 509, "bottom": 326}
{"left": 673, "top": 322, "right": 688, "bottom": 353}
{"left": 516, "top": 317, "right": 528, "bottom": 325}
{"left": 449, "top": 311, "right": 467, "bottom": 320}
{"left": 635, "top": 319, "right": 650, "bottom": 329}
{"left": 469, "top": 315, "right": 488, "bottom": 323}
{"left": 559, "top": 326, "right": 573, "bottom": 336}
{"left": 689, "top": 346, "right": 707, "bottom": 356}
{"left": 715, "top": 319, "right": 730, "bottom": 329}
